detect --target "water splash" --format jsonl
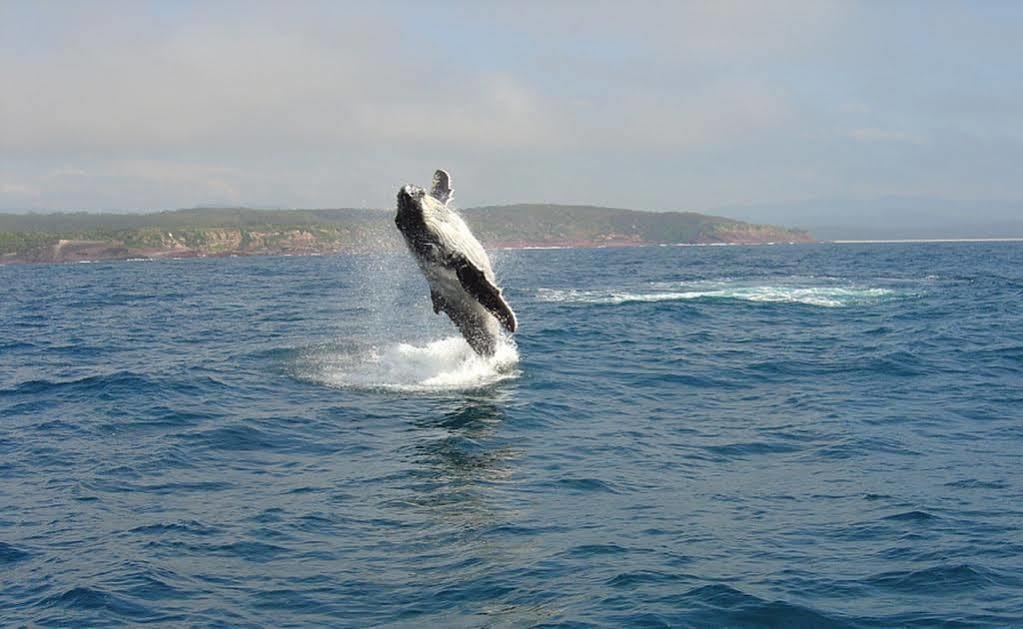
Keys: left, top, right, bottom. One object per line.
{"left": 296, "top": 336, "right": 519, "bottom": 392}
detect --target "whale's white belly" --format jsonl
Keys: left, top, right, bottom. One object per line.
{"left": 423, "top": 262, "right": 486, "bottom": 317}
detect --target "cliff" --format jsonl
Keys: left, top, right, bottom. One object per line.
{"left": 0, "top": 205, "right": 812, "bottom": 264}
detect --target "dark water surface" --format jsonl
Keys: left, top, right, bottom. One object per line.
{"left": 2, "top": 243, "right": 1022, "bottom": 626}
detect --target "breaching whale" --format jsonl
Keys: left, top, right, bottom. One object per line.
{"left": 395, "top": 170, "right": 517, "bottom": 357}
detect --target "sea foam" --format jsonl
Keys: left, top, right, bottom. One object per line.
{"left": 298, "top": 336, "right": 519, "bottom": 392}
{"left": 538, "top": 278, "right": 903, "bottom": 308}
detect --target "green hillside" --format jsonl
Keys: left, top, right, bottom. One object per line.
{"left": 462, "top": 205, "right": 807, "bottom": 245}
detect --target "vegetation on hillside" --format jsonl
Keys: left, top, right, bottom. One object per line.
{"left": 462, "top": 205, "right": 803, "bottom": 245}
{"left": 0, "top": 205, "right": 812, "bottom": 263}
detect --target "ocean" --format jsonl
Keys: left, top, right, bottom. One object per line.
{"left": 1, "top": 242, "right": 1021, "bottom": 626}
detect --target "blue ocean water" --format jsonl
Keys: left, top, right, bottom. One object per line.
{"left": 1, "top": 242, "right": 1022, "bottom": 626}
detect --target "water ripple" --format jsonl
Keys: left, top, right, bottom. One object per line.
{"left": 1, "top": 245, "right": 1022, "bottom": 625}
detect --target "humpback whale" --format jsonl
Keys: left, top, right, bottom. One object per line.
{"left": 395, "top": 170, "right": 517, "bottom": 357}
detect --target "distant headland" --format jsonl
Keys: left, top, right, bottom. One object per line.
{"left": 0, "top": 205, "right": 813, "bottom": 264}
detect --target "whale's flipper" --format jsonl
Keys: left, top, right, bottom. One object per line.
{"left": 431, "top": 170, "right": 452, "bottom": 205}
{"left": 453, "top": 256, "right": 517, "bottom": 333}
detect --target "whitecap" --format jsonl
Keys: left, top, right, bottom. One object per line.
{"left": 537, "top": 280, "right": 903, "bottom": 308}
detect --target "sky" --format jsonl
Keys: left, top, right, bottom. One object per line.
{"left": 1, "top": 0, "right": 1022, "bottom": 225}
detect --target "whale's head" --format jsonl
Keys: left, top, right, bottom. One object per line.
{"left": 396, "top": 170, "right": 453, "bottom": 222}
{"left": 394, "top": 169, "right": 452, "bottom": 211}
{"left": 397, "top": 184, "right": 427, "bottom": 216}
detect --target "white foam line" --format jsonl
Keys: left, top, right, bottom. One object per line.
{"left": 537, "top": 285, "right": 898, "bottom": 308}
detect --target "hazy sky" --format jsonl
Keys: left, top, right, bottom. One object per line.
{"left": 2, "top": 1, "right": 1021, "bottom": 213}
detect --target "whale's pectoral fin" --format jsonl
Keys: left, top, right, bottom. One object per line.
{"left": 430, "top": 289, "right": 446, "bottom": 314}
{"left": 453, "top": 257, "right": 517, "bottom": 333}
{"left": 431, "top": 170, "right": 452, "bottom": 205}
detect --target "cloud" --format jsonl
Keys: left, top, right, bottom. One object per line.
{"left": 1, "top": 9, "right": 565, "bottom": 159}
{"left": 1, "top": 1, "right": 1020, "bottom": 212}
{"left": 0, "top": 2, "right": 844, "bottom": 158}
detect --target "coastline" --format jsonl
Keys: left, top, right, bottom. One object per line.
{"left": 7, "top": 237, "right": 1022, "bottom": 266}
{"left": 0, "top": 238, "right": 818, "bottom": 266}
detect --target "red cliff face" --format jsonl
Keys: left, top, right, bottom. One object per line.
{"left": 0, "top": 206, "right": 814, "bottom": 264}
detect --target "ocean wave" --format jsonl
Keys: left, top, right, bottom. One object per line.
{"left": 881, "top": 510, "right": 940, "bottom": 522}
{"left": 0, "top": 541, "right": 31, "bottom": 564}
{"left": 537, "top": 278, "right": 907, "bottom": 307}
{"left": 3, "top": 246, "right": 1021, "bottom": 627}
{"left": 37, "top": 586, "right": 163, "bottom": 621}
{"left": 294, "top": 336, "right": 519, "bottom": 392}
{"left": 127, "top": 520, "right": 221, "bottom": 536}
{"left": 867, "top": 563, "right": 1017, "bottom": 593}
{"left": 639, "top": 583, "right": 855, "bottom": 628}
{"left": 0, "top": 371, "right": 158, "bottom": 399}
{"left": 943, "top": 479, "right": 1010, "bottom": 490}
